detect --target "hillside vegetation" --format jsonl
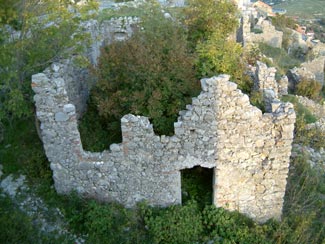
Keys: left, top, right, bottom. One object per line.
{"left": 275, "top": 0, "right": 325, "bottom": 19}
{"left": 0, "top": 0, "right": 324, "bottom": 243}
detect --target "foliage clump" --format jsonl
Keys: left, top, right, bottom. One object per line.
{"left": 91, "top": 5, "right": 200, "bottom": 138}
{"left": 270, "top": 14, "right": 298, "bottom": 31}
{"left": 182, "top": 0, "right": 238, "bottom": 48}
{"left": 295, "top": 78, "right": 323, "bottom": 100}
{"left": 0, "top": 0, "right": 98, "bottom": 122}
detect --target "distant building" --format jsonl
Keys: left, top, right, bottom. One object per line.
{"left": 253, "top": 0, "right": 274, "bottom": 17}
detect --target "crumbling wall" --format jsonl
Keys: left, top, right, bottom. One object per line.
{"left": 253, "top": 61, "right": 289, "bottom": 112}
{"left": 32, "top": 65, "right": 295, "bottom": 222}
{"left": 241, "top": 15, "right": 283, "bottom": 48}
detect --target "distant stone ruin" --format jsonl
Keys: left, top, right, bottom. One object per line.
{"left": 32, "top": 64, "right": 295, "bottom": 222}
{"left": 239, "top": 14, "right": 283, "bottom": 48}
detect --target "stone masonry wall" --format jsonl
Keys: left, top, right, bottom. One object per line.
{"left": 32, "top": 66, "right": 295, "bottom": 222}
{"left": 254, "top": 61, "right": 278, "bottom": 112}
{"left": 241, "top": 15, "right": 283, "bottom": 48}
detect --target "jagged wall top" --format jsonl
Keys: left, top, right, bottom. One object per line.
{"left": 32, "top": 58, "right": 295, "bottom": 222}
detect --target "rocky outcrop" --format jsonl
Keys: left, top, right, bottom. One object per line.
{"left": 296, "top": 95, "right": 325, "bottom": 119}
{"left": 287, "top": 67, "right": 316, "bottom": 93}
{"left": 301, "top": 56, "right": 325, "bottom": 86}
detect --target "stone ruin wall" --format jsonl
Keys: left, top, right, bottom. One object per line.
{"left": 32, "top": 59, "right": 295, "bottom": 222}
{"left": 240, "top": 14, "right": 283, "bottom": 48}
{"left": 253, "top": 61, "right": 288, "bottom": 112}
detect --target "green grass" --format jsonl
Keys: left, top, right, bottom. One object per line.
{"left": 275, "top": 0, "right": 325, "bottom": 19}
{"left": 258, "top": 43, "right": 302, "bottom": 74}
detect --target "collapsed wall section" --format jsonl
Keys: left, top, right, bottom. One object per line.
{"left": 32, "top": 66, "right": 295, "bottom": 222}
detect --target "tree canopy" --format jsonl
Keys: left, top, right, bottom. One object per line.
{"left": 91, "top": 5, "right": 200, "bottom": 138}
{"left": 0, "top": 0, "right": 98, "bottom": 121}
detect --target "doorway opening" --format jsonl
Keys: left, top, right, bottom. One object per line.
{"left": 181, "top": 166, "right": 214, "bottom": 208}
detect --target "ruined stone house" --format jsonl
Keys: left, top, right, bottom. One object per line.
{"left": 31, "top": 14, "right": 295, "bottom": 223}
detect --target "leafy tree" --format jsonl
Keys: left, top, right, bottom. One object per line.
{"left": 195, "top": 32, "right": 252, "bottom": 92}
{"left": 182, "top": 0, "right": 252, "bottom": 93}
{"left": 91, "top": 6, "right": 200, "bottom": 138}
{"left": 0, "top": 0, "right": 19, "bottom": 27}
{"left": 183, "top": 0, "right": 239, "bottom": 49}
{"left": 0, "top": 0, "right": 98, "bottom": 122}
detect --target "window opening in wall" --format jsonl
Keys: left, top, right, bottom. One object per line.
{"left": 181, "top": 166, "right": 214, "bottom": 208}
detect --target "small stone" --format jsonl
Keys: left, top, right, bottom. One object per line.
{"left": 55, "top": 112, "right": 69, "bottom": 122}
{"left": 52, "top": 63, "right": 60, "bottom": 72}
{"left": 121, "top": 117, "right": 129, "bottom": 123}
{"left": 110, "top": 144, "right": 120, "bottom": 152}
{"left": 63, "top": 104, "right": 75, "bottom": 113}
{"left": 200, "top": 78, "right": 209, "bottom": 92}
{"left": 31, "top": 73, "right": 49, "bottom": 86}
{"left": 53, "top": 78, "right": 64, "bottom": 87}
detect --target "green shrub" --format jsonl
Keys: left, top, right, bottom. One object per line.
{"left": 0, "top": 116, "right": 51, "bottom": 182}
{"left": 181, "top": 167, "right": 213, "bottom": 208}
{"left": 282, "top": 153, "right": 325, "bottom": 243}
{"left": 88, "top": 6, "right": 200, "bottom": 139}
{"left": 0, "top": 196, "right": 39, "bottom": 244}
{"left": 195, "top": 32, "right": 253, "bottom": 93}
{"left": 270, "top": 15, "right": 298, "bottom": 31}
{"left": 0, "top": 194, "right": 68, "bottom": 244}
{"left": 243, "top": 44, "right": 261, "bottom": 66}
{"left": 295, "top": 78, "right": 323, "bottom": 100}
{"left": 85, "top": 201, "right": 134, "bottom": 244}
{"left": 144, "top": 201, "right": 203, "bottom": 244}
{"left": 202, "top": 205, "right": 272, "bottom": 244}
{"left": 78, "top": 96, "right": 112, "bottom": 152}
{"left": 183, "top": 0, "right": 238, "bottom": 49}
{"left": 250, "top": 91, "right": 265, "bottom": 112}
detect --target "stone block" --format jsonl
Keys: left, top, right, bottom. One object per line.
{"left": 55, "top": 112, "right": 69, "bottom": 122}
